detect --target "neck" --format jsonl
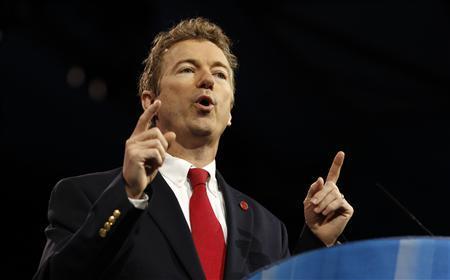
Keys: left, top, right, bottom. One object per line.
{"left": 167, "top": 138, "right": 218, "bottom": 168}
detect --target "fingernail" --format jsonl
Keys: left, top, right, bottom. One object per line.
{"left": 311, "top": 198, "right": 318, "bottom": 204}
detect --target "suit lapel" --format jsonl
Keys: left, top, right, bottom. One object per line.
{"left": 217, "top": 172, "right": 254, "bottom": 279}
{"left": 146, "top": 172, "right": 205, "bottom": 280}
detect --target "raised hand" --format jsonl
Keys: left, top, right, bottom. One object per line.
{"left": 303, "top": 151, "right": 354, "bottom": 246}
{"left": 122, "top": 100, "right": 176, "bottom": 198}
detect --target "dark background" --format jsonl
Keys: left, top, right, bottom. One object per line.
{"left": 1, "top": 1, "right": 449, "bottom": 278}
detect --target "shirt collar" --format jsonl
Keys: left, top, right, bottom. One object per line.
{"left": 159, "top": 153, "right": 218, "bottom": 195}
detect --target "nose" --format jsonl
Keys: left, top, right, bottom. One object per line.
{"left": 196, "top": 70, "right": 214, "bottom": 90}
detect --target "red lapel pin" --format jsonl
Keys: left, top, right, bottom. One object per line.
{"left": 240, "top": 200, "right": 249, "bottom": 211}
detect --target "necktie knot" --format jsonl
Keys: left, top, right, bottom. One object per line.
{"left": 188, "top": 168, "right": 209, "bottom": 190}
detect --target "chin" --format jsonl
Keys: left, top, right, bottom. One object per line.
{"left": 188, "top": 118, "right": 226, "bottom": 138}
{"left": 190, "top": 125, "right": 214, "bottom": 137}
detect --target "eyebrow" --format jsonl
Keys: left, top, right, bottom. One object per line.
{"left": 173, "top": 59, "right": 231, "bottom": 76}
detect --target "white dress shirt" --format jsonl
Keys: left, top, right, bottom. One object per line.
{"left": 128, "top": 153, "right": 228, "bottom": 242}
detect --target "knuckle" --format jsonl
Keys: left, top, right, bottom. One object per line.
{"left": 156, "top": 140, "right": 164, "bottom": 150}
{"left": 325, "top": 205, "right": 334, "bottom": 213}
{"left": 162, "top": 139, "right": 169, "bottom": 149}
{"left": 144, "top": 130, "right": 155, "bottom": 139}
{"left": 316, "top": 204, "right": 324, "bottom": 211}
{"left": 126, "top": 138, "right": 134, "bottom": 146}
{"left": 148, "top": 139, "right": 157, "bottom": 146}
{"left": 332, "top": 189, "right": 340, "bottom": 197}
{"left": 149, "top": 127, "right": 161, "bottom": 135}
{"left": 348, "top": 205, "right": 354, "bottom": 213}
{"left": 155, "top": 138, "right": 166, "bottom": 152}
{"left": 149, "top": 149, "right": 157, "bottom": 157}
{"left": 153, "top": 149, "right": 162, "bottom": 160}
{"left": 328, "top": 181, "right": 337, "bottom": 189}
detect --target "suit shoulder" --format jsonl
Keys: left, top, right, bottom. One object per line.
{"left": 52, "top": 167, "right": 122, "bottom": 199}
{"left": 55, "top": 167, "right": 122, "bottom": 187}
{"left": 226, "top": 185, "right": 283, "bottom": 224}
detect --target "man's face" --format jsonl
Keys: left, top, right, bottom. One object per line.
{"left": 155, "top": 39, "right": 234, "bottom": 143}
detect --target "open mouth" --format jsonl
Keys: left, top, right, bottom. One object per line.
{"left": 195, "top": 95, "right": 214, "bottom": 112}
{"left": 199, "top": 98, "right": 211, "bottom": 106}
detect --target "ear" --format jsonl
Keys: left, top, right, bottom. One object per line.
{"left": 141, "top": 90, "right": 156, "bottom": 110}
{"left": 227, "top": 113, "right": 232, "bottom": 126}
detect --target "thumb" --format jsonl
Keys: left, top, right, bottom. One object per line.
{"left": 164, "top": 132, "right": 176, "bottom": 149}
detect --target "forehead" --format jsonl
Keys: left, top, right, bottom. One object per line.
{"left": 162, "top": 39, "right": 230, "bottom": 69}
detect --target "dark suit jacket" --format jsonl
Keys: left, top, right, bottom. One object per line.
{"left": 33, "top": 168, "right": 325, "bottom": 280}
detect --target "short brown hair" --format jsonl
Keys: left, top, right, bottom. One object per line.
{"left": 138, "top": 17, "right": 238, "bottom": 97}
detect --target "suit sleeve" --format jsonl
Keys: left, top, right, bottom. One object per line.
{"left": 33, "top": 173, "right": 143, "bottom": 280}
{"left": 293, "top": 224, "right": 327, "bottom": 254}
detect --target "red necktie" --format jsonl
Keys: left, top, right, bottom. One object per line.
{"left": 188, "top": 168, "right": 226, "bottom": 280}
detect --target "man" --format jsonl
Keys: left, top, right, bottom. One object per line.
{"left": 34, "top": 17, "right": 353, "bottom": 280}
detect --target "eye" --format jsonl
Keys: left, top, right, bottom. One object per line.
{"left": 179, "top": 67, "right": 194, "bottom": 73}
{"left": 213, "top": 71, "right": 227, "bottom": 80}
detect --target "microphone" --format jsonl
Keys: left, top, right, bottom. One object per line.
{"left": 375, "top": 182, "right": 434, "bottom": 236}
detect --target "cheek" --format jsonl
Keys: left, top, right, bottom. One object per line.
{"left": 159, "top": 82, "right": 185, "bottom": 103}
{"left": 218, "top": 85, "right": 233, "bottom": 103}
{"left": 160, "top": 75, "right": 188, "bottom": 95}
{"left": 160, "top": 97, "right": 184, "bottom": 118}
{"left": 223, "top": 94, "right": 234, "bottom": 112}
{"left": 218, "top": 101, "right": 232, "bottom": 121}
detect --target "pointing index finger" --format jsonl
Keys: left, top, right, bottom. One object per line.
{"left": 326, "top": 151, "right": 345, "bottom": 184}
{"left": 132, "top": 100, "right": 161, "bottom": 136}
